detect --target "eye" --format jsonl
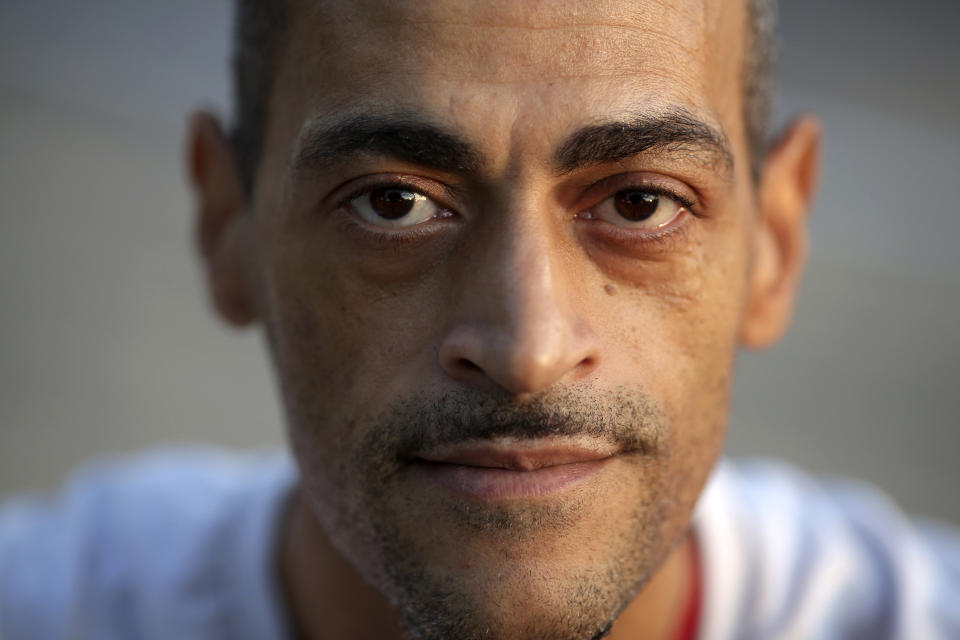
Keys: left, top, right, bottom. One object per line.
{"left": 581, "top": 189, "right": 688, "bottom": 231}
{"left": 347, "top": 187, "right": 444, "bottom": 228}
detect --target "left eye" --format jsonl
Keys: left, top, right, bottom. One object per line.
{"left": 584, "top": 190, "right": 687, "bottom": 230}
{"left": 348, "top": 187, "right": 442, "bottom": 228}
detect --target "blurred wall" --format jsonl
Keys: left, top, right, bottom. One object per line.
{"left": 1, "top": 1, "right": 958, "bottom": 523}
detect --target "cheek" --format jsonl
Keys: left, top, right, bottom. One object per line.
{"left": 594, "top": 253, "right": 743, "bottom": 541}
{"left": 260, "top": 241, "right": 444, "bottom": 442}
{"left": 595, "top": 219, "right": 748, "bottom": 438}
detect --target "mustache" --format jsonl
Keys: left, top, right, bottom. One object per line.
{"left": 357, "top": 386, "right": 668, "bottom": 470}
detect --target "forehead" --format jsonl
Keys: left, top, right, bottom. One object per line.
{"left": 271, "top": 0, "right": 747, "bottom": 170}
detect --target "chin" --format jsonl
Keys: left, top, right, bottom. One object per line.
{"left": 346, "top": 475, "right": 667, "bottom": 640}
{"left": 380, "top": 551, "right": 646, "bottom": 640}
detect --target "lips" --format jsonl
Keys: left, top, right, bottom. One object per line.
{"left": 412, "top": 439, "right": 615, "bottom": 499}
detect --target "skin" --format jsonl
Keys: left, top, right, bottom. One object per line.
{"left": 187, "top": 0, "right": 821, "bottom": 638}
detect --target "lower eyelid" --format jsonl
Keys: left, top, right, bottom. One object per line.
{"left": 342, "top": 202, "right": 456, "bottom": 234}
{"left": 337, "top": 214, "right": 445, "bottom": 248}
{"left": 578, "top": 209, "right": 692, "bottom": 246}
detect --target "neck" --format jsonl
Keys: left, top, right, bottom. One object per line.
{"left": 607, "top": 531, "right": 698, "bottom": 640}
{"left": 279, "top": 489, "right": 698, "bottom": 640}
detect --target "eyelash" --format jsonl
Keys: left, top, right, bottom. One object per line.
{"left": 336, "top": 176, "right": 449, "bottom": 210}
{"left": 626, "top": 185, "right": 697, "bottom": 213}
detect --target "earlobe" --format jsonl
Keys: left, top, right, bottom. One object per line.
{"left": 739, "top": 115, "right": 822, "bottom": 349}
{"left": 187, "top": 111, "right": 258, "bottom": 327}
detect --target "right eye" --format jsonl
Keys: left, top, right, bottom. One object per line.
{"left": 348, "top": 187, "right": 443, "bottom": 228}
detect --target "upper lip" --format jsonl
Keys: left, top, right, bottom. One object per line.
{"left": 415, "top": 438, "right": 617, "bottom": 471}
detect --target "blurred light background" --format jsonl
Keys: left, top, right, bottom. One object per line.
{"left": 1, "top": 1, "right": 958, "bottom": 523}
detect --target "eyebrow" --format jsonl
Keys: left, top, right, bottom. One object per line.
{"left": 553, "top": 109, "right": 733, "bottom": 175}
{"left": 291, "top": 108, "right": 732, "bottom": 178}
{"left": 291, "top": 113, "right": 484, "bottom": 176}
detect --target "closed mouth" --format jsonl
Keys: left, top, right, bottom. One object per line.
{"left": 411, "top": 438, "right": 617, "bottom": 499}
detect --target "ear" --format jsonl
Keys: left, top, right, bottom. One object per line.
{"left": 186, "top": 111, "right": 258, "bottom": 327}
{"left": 739, "top": 115, "right": 822, "bottom": 349}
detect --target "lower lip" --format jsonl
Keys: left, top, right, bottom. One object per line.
{"left": 413, "top": 458, "right": 611, "bottom": 500}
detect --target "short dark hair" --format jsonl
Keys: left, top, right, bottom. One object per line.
{"left": 230, "top": 0, "right": 288, "bottom": 198}
{"left": 230, "top": 0, "right": 776, "bottom": 197}
{"left": 745, "top": 0, "right": 777, "bottom": 178}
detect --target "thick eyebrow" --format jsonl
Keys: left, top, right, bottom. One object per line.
{"left": 553, "top": 109, "right": 734, "bottom": 175}
{"left": 291, "top": 108, "right": 732, "bottom": 180}
{"left": 291, "top": 113, "right": 483, "bottom": 176}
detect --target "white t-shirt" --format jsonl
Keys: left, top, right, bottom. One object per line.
{"left": 1, "top": 449, "right": 957, "bottom": 639}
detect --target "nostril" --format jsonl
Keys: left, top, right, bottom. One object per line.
{"left": 459, "top": 358, "right": 482, "bottom": 372}
{"left": 578, "top": 356, "right": 597, "bottom": 371}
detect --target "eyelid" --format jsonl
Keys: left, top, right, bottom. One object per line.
{"left": 583, "top": 213, "right": 694, "bottom": 254}
{"left": 576, "top": 172, "right": 702, "bottom": 217}
{"left": 326, "top": 173, "right": 459, "bottom": 214}
{"left": 582, "top": 194, "right": 688, "bottom": 235}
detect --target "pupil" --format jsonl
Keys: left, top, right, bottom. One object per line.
{"left": 370, "top": 188, "right": 416, "bottom": 220}
{"left": 614, "top": 191, "right": 658, "bottom": 222}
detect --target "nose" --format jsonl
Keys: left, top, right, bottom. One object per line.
{"left": 438, "top": 212, "right": 599, "bottom": 396}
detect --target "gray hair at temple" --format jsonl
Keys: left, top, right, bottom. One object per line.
{"left": 229, "top": 0, "right": 778, "bottom": 197}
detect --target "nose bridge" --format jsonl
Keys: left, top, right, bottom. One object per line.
{"left": 439, "top": 203, "right": 598, "bottom": 395}
{"left": 496, "top": 211, "right": 567, "bottom": 350}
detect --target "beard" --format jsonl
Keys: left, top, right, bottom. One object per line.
{"left": 291, "top": 385, "right": 675, "bottom": 640}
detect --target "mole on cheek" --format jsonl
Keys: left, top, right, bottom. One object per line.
{"left": 604, "top": 284, "right": 616, "bottom": 296}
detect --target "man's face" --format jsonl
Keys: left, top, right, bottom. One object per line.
{"left": 224, "top": 0, "right": 779, "bottom": 637}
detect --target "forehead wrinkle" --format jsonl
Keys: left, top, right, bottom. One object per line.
{"left": 354, "top": 13, "right": 709, "bottom": 79}
{"left": 286, "top": 0, "right": 733, "bottom": 82}
{"left": 291, "top": 2, "right": 711, "bottom": 87}
{"left": 361, "top": 21, "right": 707, "bottom": 74}
{"left": 348, "top": 0, "right": 710, "bottom": 30}
{"left": 378, "top": 29, "right": 698, "bottom": 84}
